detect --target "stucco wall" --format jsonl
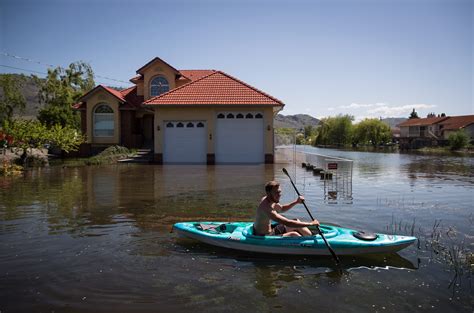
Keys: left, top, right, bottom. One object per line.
{"left": 84, "top": 91, "right": 121, "bottom": 144}
{"left": 139, "top": 61, "right": 178, "bottom": 101}
{"left": 153, "top": 106, "right": 276, "bottom": 155}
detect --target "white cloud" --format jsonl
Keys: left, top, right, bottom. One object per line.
{"left": 367, "top": 103, "right": 436, "bottom": 117}
{"left": 339, "top": 102, "right": 389, "bottom": 109}
{"left": 327, "top": 107, "right": 335, "bottom": 111}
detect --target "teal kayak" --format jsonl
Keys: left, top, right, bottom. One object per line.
{"left": 173, "top": 221, "right": 417, "bottom": 256}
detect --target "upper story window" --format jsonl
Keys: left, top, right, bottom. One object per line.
{"left": 93, "top": 104, "right": 114, "bottom": 137}
{"left": 150, "top": 76, "right": 169, "bottom": 97}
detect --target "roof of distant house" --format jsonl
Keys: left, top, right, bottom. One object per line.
{"left": 438, "top": 115, "right": 474, "bottom": 130}
{"left": 397, "top": 116, "right": 449, "bottom": 127}
{"left": 144, "top": 71, "right": 284, "bottom": 106}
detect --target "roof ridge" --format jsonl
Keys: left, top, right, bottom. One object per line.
{"left": 144, "top": 70, "right": 219, "bottom": 104}
{"left": 79, "top": 84, "right": 125, "bottom": 102}
{"left": 120, "top": 85, "right": 136, "bottom": 93}
{"left": 136, "top": 56, "right": 180, "bottom": 74}
{"left": 216, "top": 71, "right": 284, "bottom": 105}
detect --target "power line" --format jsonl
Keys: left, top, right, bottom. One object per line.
{"left": 0, "top": 64, "right": 47, "bottom": 75}
{"left": 0, "top": 64, "right": 125, "bottom": 87}
{"left": 1, "top": 52, "right": 131, "bottom": 85}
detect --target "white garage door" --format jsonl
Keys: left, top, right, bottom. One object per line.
{"left": 215, "top": 112, "right": 264, "bottom": 163}
{"left": 163, "top": 121, "right": 207, "bottom": 163}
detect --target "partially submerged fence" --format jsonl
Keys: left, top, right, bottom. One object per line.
{"left": 275, "top": 130, "right": 353, "bottom": 203}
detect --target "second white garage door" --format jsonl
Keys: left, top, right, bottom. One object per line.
{"left": 215, "top": 112, "right": 264, "bottom": 163}
{"left": 163, "top": 121, "right": 207, "bottom": 163}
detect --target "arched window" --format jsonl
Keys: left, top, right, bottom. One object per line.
{"left": 150, "top": 76, "right": 169, "bottom": 97}
{"left": 166, "top": 122, "right": 174, "bottom": 128}
{"left": 177, "top": 122, "right": 184, "bottom": 128}
{"left": 217, "top": 113, "right": 225, "bottom": 119}
{"left": 255, "top": 113, "right": 263, "bottom": 119}
{"left": 236, "top": 113, "right": 244, "bottom": 119}
{"left": 197, "top": 122, "right": 204, "bottom": 128}
{"left": 246, "top": 113, "right": 254, "bottom": 119}
{"left": 226, "top": 113, "right": 234, "bottom": 119}
{"left": 93, "top": 104, "right": 114, "bottom": 137}
{"left": 186, "top": 122, "right": 194, "bottom": 128}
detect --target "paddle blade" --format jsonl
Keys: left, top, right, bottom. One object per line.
{"left": 282, "top": 168, "right": 289, "bottom": 176}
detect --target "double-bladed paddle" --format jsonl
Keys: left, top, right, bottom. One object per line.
{"left": 282, "top": 167, "right": 341, "bottom": 265}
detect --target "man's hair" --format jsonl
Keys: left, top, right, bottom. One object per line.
{"left": 265, "top": 181, "right": 280, "bottom": 194}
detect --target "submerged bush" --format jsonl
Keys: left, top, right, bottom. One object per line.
{"left": 85, "top": 145, "right": 134, "bottom": 165}
{"left": 448, "top": 130, "right": 469, "bottom": 150}
{"left": 0, "top": 159, "right": 23, "bottom": 176}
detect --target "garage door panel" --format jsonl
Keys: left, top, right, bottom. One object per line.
{"left": 216, "top": 113, "right": 264, "bottom": 163}
{"left": 164, "top": 121, "right": 207, "bottom": 163}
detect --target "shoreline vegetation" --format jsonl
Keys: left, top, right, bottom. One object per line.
{"left": 312, "top": 144, "right": 474, "bottom": 155}
{"left": 1, "top": 145, "right": 137, "bottom": 176}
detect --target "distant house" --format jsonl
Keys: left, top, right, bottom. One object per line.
{"left": 397, "top": 114, "right": 474, "bottom": 148}
{"left": 74, "top": 57, "right": 285, "bottom": 164}
{"left": 437, "top": 115, "right": 474, "bottom": 139}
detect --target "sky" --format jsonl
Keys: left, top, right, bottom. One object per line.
{"left": 1, "top": 0, "right": 472, "bottom": 121}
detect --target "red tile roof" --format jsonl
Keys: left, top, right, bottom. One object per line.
{"left": 74, "top": 85, "right": 138, "bottom": 110}
{"left": 129, "top": 74, "right": 143, "bottom": 83}
{"left": 398, "top": 116, "right": 449, "bottom": 127}
{"left": 144, "top": 71, "right": 284, "bottom": 106}
{"left": 179, "top": 70, "right": 216, "bottom": 81}
{"left": 103, "top": 85, "right": 126, "bottom": 102}
{"left": 120, "top": 86, "right": 144, "bottom": 109}
{"left": 438, "top": 115, "right": 474, "bottom": 130}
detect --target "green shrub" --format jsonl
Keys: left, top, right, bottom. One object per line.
{"left": 448, "top": 130, "right": 469, "bottom": 150}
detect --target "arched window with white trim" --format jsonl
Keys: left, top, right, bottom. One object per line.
{"left": 150, "top": 76, "right": 169, "bottom": 97}
{"left": 93, "top": 104, "right": 114, "bottom": 137}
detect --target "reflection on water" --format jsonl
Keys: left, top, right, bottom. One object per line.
{"left": 176, "top": 238, "right": 418, "bottom": 298}
{"left": 0, "top": 149, "right": 473, "bottom": 312}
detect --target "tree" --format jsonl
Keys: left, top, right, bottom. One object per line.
{"left": 314, "top": 115, "right": 354, "bottom": 146}
{"left": 0, "top": 74, "right": 26, "bottom": 124}
{"left": 353, "top": 118, "right": 392, "bottom": 147}
{"left": 1, "top": 119, "right": 84, "bottom": 165}
{"left": 35, "top": 61, "right": 95, "bottom": 129}
{"left": 409, "top": 108, "right": 419, "bottom": 119}
{"left": 448, "top": 129, "right": 469, "bottom": 150}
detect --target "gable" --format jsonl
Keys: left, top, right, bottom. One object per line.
{"left": 136, "top": 57, "right": 180, "bottom": 76}
{"left": 78, "top": 85, "right": 125, "bottom": 103}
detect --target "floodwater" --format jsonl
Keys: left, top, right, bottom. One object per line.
{"left": 0, "top": 147, "right": 472, "bottom": 312}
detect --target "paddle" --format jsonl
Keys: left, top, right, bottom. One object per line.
{"left": 282, "top": 167, "right": 341, "bottom": 265}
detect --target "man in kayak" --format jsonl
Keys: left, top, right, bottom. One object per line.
{"left": 253, "top": 181, "right": 320, "bottom": 237}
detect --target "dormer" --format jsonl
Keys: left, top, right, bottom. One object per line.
{"left": 134, "top": 57, "right": 184, "bottom": 100}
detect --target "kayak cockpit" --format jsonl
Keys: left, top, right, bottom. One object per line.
{"left": 242, "top": 224, "right": 339, "bottom": 240}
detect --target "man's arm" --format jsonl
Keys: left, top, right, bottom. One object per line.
{"left": 280, "top": 196, "right": 304, "bottom": 212}
{"left": 265, "top": 203, "right": 317, "bottom": 228}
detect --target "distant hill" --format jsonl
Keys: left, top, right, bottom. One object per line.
{"left": 381, "top": 117, "right": 407, "bottom": 128}
{"left": 274, "top": 114, "right": 320, "bottom": 129}
{"left": 0, "top": 74, "right": 43, "bottom": 119}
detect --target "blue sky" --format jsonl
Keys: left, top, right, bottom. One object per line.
{"left": 1, "top": 0, "right": 472, "bottom": 120}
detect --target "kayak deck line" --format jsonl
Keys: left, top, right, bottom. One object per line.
{"left": 173, "top": 221, "right": 417, "bottom": 256}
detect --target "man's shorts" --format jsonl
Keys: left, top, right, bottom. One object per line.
{"left": 253, "top": 223, "right": 288, "bottom": 236}
{"left": 269, "top": 223, "right": 287, "bottom": 236}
